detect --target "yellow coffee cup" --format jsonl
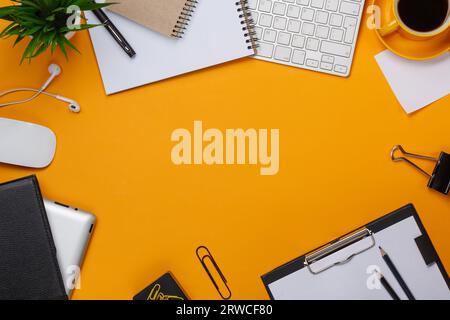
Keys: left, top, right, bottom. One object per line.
{"left": 380, "top": 0, "right": 450, "bottom": 40}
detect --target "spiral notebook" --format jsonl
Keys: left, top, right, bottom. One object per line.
{"left": 87, "top": 0, "right": 257, "bottom": 95}
{"left": 107, "top": 0, "right": 197, "bottom": 38}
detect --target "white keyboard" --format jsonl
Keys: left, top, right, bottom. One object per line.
{"left": 249, "top": 0, "right": 365, "bottom": 77}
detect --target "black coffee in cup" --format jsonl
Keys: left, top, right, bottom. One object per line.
{"left": 398, "top": 0, "right": 449, "bottom": 32}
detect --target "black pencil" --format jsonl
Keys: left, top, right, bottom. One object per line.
{"left": 379, "top": 246, "right": 415, "bottom": 300}
{"left": 375, "top": 270, "right": 400, "bottom": 300}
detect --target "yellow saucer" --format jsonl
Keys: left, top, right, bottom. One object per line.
{"left": 373, "top": 0, "right": 450, "bottom": 60}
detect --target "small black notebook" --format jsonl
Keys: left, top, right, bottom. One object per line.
{"left": 0, "top": 176, "right": 67, "bottom": 300}
{"left": 133, "top": 272, "right": 188, "bottom": 300}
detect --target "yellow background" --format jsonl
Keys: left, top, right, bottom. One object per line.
{"left": 0, "top": 1, "right": 449, "bottom": 300}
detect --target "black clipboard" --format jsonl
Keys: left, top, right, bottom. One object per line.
{"left": 261, "top": 204, "right": 450, "bottom": 299}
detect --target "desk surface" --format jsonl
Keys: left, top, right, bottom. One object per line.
{"left": 0, "top": 2, "right": 449, "bottom": 300}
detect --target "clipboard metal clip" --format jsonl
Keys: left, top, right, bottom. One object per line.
{"left": 304, "top": 228, "right": 375, "bottom": 275}
{"left": 391, "top": 145, "right": 450, "bottom": 195}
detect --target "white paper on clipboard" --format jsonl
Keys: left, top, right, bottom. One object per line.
{"left": 267, "top": 216, "right": 450, "bottom": 300}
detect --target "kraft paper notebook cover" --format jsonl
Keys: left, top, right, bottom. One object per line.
{"left": 0, "top": 176, "right": 67, "bottom": 300}
{"left": 87, "top": 0, "right": 257, "bottom": 94}
{"left": 107, "top": 0, "right": 197, "bottom": 37}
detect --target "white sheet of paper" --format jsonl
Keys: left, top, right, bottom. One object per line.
{"left": 375, "top": 50, "right": 450, "bottom": 114}
{"left": 86, "top": 0, "right": 254, "bottom": 95}
{"left": 268, "top": 216, "right": 450, "bottom": 300}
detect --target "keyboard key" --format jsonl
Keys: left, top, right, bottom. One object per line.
{"left": 334, "top": 64, "right": 348, "bottom": 74}
{"left": 273, "top": 2, "right": 287, "bottom": 15}
{"left": 330, "top": 28, "right": 344, "bottom": 41}
{"left": 251, "top": 0, "right": 363, "bottom": 76}
{"left": 248, "top": 0, "right": 258, "bottom": 10}
{"left": 292, "top": 34, "right": 305, "bottom": 48}
{"left": 259, "top": 13, "right": 273, "bottom": 27}
{"left": 340, "top": 1, "right": 360, "bottom": 16}
{"left": 287, "top": 19, "right": 301, "bottom": 33}
{"left": 274, "top": 46, "right": 292, "bottom": 61}
{"left": 263, "top": 29, "right": 277, "bottom": 42}
{"left": 320, "top": 40, "right": 351, "bottom": 57}
{"left": 306, "top": 37, "right": 320, "bottom": 50}
{"left": 321, "top": 54, "right": 335, "bottom": 63}
{"left": 330, "top": 13, "right": 343, "bottom": 27}
{"left": 311, "top": 0, "right": 324, "bottom": 9}
{"left": 257, "top": 42, "right": 274, "bottom": 57}
{"left": 306, "top": 59, "right": 319, "bottom": 68}
{"left": 273, "top": 16, "right": 287, "bottom": 30}
{"left": 250, "top": 11, "right": 259, "bottom": 24}
{"left": 320, "top": 62, "right": 333, "bottom": 70}
{"left": 325, "top": 0, "right": 339, "bottom": 11}
{"left": 287, "top": 4, "right": 301, "bottom": 18}
{"left": 343, "top": 16, "right": 358, "bottom": 44}
{"left": 315, "top": 10, "right": 329, "bottom": 24}
{"left": 259, "top": 0, "right": 272, "bottom": 13}
{"left": 316, "top": 25, "right": 329, "bottom": 38}
{"left": 301, "top": 22, "right": 315, "bottom": 35}
{"left": 254, "top": 26, "right": 263, "bottom": 40}
{"left": 301, "top": 8, "right": 315, "bottom": 21}
{"left": 292, "top": 50, "right": 306, "bottom": 64}
{"left": 278, "top": 32, "right": 291, "bottom": 45}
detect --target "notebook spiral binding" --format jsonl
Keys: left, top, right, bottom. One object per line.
{"left": 236, "top": 0, "right": 258, "bottom": 51}
{"left": 172, "top": 0, "right": 199, "bottom": 38}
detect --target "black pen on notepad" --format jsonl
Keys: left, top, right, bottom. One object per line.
{"left": 93, "top": 9, "right": 136, "bottom": 58}
{"left": 379, "top": 246, "right": 415, "bottom": 300}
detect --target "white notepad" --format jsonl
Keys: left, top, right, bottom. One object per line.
{"left": 376, "top": 50, "right": 450, "bottom": 114}
{"left": 86, "top": 0, "right": 256, "bottom": 95}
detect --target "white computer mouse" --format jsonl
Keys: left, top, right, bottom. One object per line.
{"left": 0, "top": 117, "right": 56, "bottom": 168}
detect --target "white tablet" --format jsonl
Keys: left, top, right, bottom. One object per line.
{"left": 44, "top": 199, "right": 95, "bottom": 297}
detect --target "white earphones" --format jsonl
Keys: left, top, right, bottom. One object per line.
{"left": 0, "top": 64, "right": 80, "bottom": 113}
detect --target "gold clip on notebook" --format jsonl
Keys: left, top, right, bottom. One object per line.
{"left": 107, "top": 0, "right": 198, "bottom": 38}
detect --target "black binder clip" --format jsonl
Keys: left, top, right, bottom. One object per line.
{"left": 391, "top": 145, "right": 450, "bottom": 195}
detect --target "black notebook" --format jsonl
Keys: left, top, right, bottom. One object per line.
{"left": 0, "top": 176, "right": 67, "bottom": 300}
{"left": 133, "top": 272, "right": 188, "bottom": 300}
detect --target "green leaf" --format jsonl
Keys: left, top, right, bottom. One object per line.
{"left": 13, "top": 33, "right": 26, "bottom": 47}
{"left": 0, "top": 0, "right": 113, "bottom": 63}
{"left": 56, "top": 34, "right": 68, "bottom": 60}
{"left": 20, "top": 1, "right": 42, "bottom": 11}
{"left": 0, "top": 21, "right": 17, "bottom": 37}
{"left": 45, "top": 14, "right": 55, "bottom": 22}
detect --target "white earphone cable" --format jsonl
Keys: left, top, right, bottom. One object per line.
{"left": 0, "top": 87, "right": 46, "bottom": 107}
{"left": 0, "top": 87, "right": 60, "bottom": 101}
{"left": 0, "top": 64, "right": 80, "bottom": 113}
{"left": 0, "top": 64, "right": 58, "bottom": 108}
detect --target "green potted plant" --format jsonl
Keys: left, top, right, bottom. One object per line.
{"left": 0, "top": 0, "right": 111, "bottom": 63}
